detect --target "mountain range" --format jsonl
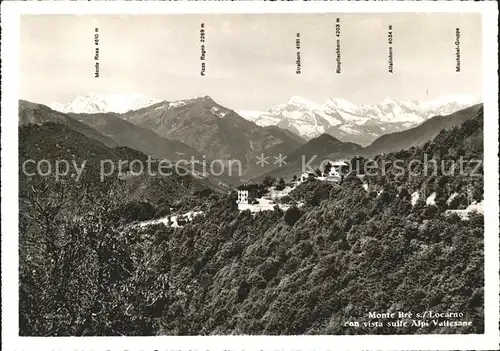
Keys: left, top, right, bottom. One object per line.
{"left": 68, "top": 111, "right": 201, "bottom": 161}
{"left": 50, "top": 93, "right": 480, "bottom": 146}
{"left": 19, "top": 98, "right": 307, "bottom": 184}
{"left": 365, "top": 103, "right": 483, "bottom": 156}
{"left": 237, "top": 95, "right": 480, "bottom": 145}
{"left": 19, "top": 100, "right": 118, "bottom": 148}
{"left": 18, "top": 101, "right": 238, "bottom": 187}
{"left": 26, "top": 93, "right": 482, "bottom": 183}
{"left": 119, "top": 96, "right": 306, "bottom": 177}
{"left": 252, "top": 103, "right": 483, "bottom": 181}
{"left": 50, "top": 93, "right": 161, "bottom": 114}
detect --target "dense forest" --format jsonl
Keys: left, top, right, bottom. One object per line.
{"left": 19, "top": 108, "right": 484, "bottom": 336}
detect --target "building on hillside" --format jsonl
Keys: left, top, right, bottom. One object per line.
{"left": 324, "top": 172, "right": 341, "bottom": 182}
{"left": 297, "top": 171, "right": 316, "bottom": 184}
{"left": 236, "top": 190, "right": 249, "bottom": 204}
{"left": 331, "top": 160, "right": 349, "bottom": 175}
{"left": 324, "top": 160, "right": 348, "bottom": 182}
{"left": 237, "top": 182, "right": 259, "bottom": 204}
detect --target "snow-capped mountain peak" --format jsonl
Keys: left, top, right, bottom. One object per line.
{"left": 50, "top": 93, "right": 161, "bottom": 114}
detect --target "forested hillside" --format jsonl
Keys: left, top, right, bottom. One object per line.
{"left": 19, "top": 108, "right": 484, "bottom": 336}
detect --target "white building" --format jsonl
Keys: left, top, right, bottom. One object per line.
{"left": 295, "top": 160, "right": 349, "bottom": 184}
{"left": 324, "top": 160, "right": 348, "bottom": 182}
{"left": 329, "top": 160, "right": 348, "bottom": 175}
{"left": 237, "top": 190, "right": 249, "bottom": 204}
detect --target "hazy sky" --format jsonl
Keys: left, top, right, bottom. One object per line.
{"left": 21, "top": 13, "right": 482, "bottom": 109}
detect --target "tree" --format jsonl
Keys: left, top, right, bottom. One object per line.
{"left": 284, "top": 205, "right": 302, "bottom": 226}
{"left": 323, "top": 162, "right": 332, "bottom": 175}
{"left": 276, "top": 177, "right": 286, "bottom": 191}
{"left": 398, "top": 187, "right": 411, "bottom": 200}
{"left": 194, "top": 187, "right": 213, "bottom": 198}
{"left": 263, "top": 176, "right": 275, "bottom": 188}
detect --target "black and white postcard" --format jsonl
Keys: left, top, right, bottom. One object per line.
{"left": 1, "top": 1, "right": 499, "bottom": 350}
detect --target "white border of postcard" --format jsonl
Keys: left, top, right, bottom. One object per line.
{"left": 1, "top": 1, "right": 499, "bottom": 350}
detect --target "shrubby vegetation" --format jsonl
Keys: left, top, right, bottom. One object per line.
{"left": 19, "top": 109, "right": 484, "bottom": 335}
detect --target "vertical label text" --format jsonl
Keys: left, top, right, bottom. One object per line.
{"left": 335, "top": 17, "right": 341, "bottom": 74}
{"left": 296, "top": 33, "right": 301, "bottom": 74}
{"left": 388, "top": 25, "right": 393, "bottom": 73}
{"left": 94, "top": 27, "right": 99, "bottom": 78}
{"left": 200, "top": 23, "right": 206, "bottom": 76}
{"left": 455, "top": 28, "right": 461, "bottom": 72}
